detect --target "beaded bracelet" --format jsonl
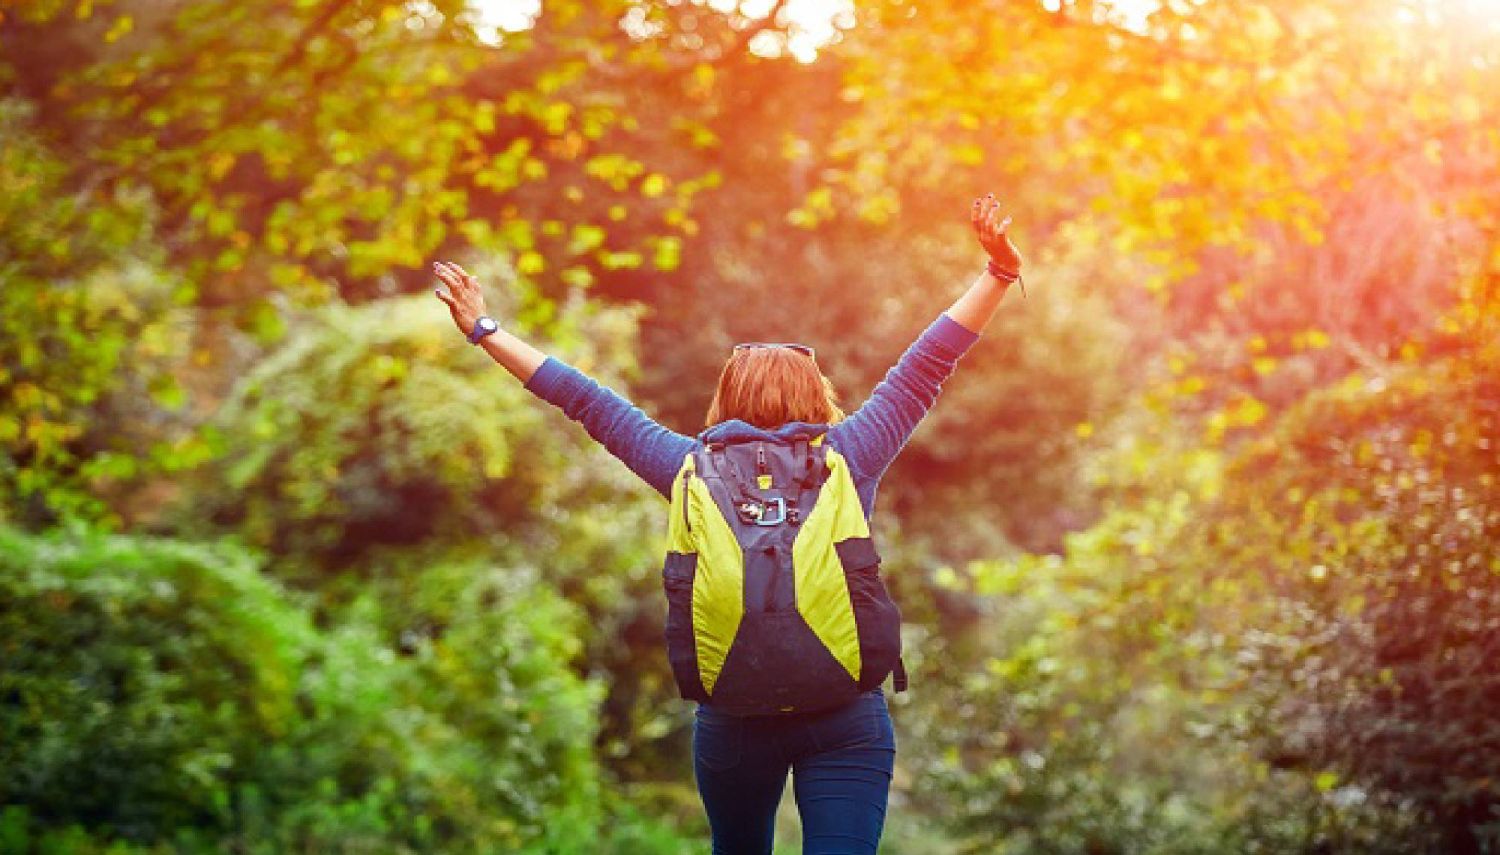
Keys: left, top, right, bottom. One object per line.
{"left": 986, "top": 258, "right": 1027, "bottom": 298}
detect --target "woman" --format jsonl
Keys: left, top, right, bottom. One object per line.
{"left": 432, "top": 194, "right": 1024, "bottom": 854}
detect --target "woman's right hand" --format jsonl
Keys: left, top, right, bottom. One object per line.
{"left": 432, "top": 261, "right": 490, "bottom": 338}
{"left": 972, "top": 193, "right": 1023, "bottom": 273}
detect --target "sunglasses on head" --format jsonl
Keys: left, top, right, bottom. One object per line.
{"left": 733, "top": 342, "right": 816, "bottom": 359}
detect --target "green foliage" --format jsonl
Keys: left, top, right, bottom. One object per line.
{"left": 0, "top": 99, "right": 200, "bottom": 529}
{"left": 1217, "top": 338, "right": 1500, "bottom": 852}
{"left": 0, "top": 523, "right": 313, "bottom": 841}
{"left": 0, "top": 523, "right": 633, "bottom": 852}
{"left": 3, "top": 0, "right": 736, "bottom": 313}
{"left": 897, "top": 280, "right": 1500, "bottom": 852}
{"left": 168, "top": 275, "right": 653, "bottom": 575}
{"left": 160, "top": 277, "right": 693, "bottom": 798}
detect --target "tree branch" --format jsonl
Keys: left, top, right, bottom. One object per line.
{"left": 274, "top": 0, "right": 356, "bottom": 75}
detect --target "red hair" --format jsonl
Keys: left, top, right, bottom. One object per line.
{"left": 705, "top": 348, "right": 845, "bottom": 429}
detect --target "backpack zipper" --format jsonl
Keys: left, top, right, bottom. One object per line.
{"left": 681, "top": 467, "right": 693, "bottom": 534}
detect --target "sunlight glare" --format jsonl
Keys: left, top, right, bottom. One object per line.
{"left": 466, "top": 0, "right": 855, "bottom": 61}
{"left": 469, "top": 0, "right": 540, "bottom": 45}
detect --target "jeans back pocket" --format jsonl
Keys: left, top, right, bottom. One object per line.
{"left": 693, "top": 709, "right": 745, "bottom": 772}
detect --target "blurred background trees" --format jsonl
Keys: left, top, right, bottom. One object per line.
{"left": 2, "top": 0, "right": 1497, "bottom": 851}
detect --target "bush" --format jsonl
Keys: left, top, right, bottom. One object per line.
{"left": 170, "top": 286, "right": 652, "bottom": 579}
{"left": 1224, "top": 345, "right": 1500, "bottom": 853}
{"left": 0, "top": 523, "right": 616, "bottom": 852}
{"left": 0, "top": 99, "right": 198, "bottom": 530}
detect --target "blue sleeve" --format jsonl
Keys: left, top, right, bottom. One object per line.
{"left": 827, "top": 312, "right": 980, "bottom": 479}
{"left": 523, "top": 357, "right": 696, "bottom": 499}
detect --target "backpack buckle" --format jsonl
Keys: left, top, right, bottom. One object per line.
{"left": 745, "top": 496, "right": 786, "bottom": 526}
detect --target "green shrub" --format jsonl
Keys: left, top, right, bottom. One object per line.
{"left": 171, "top": 287, "right": 652, "bottom": 579}
{"left": 0, "top": 523, "right": 616, "bottom": 852}
{"left": 0, "top": 99, "right": 198, "bottom": 531}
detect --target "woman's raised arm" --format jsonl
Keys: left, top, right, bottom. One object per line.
{"left": 433, "top": 261, "right": 694, "bottom": 498}
{"left": 433, "top": 261, "right": 547, "bottom": 383}
{"left": 826, "top": 194, "right": 1025, "bottom": 480}
{"left": 948, "top": 193, "right": 1025, "bottom": 335}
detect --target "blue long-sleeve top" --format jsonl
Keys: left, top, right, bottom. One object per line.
{"left": 523, "top": 311, "right": 981, "bottom": 519}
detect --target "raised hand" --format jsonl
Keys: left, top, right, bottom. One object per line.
{"left": 432, "top": 261, "right": 489, "bottom": 338}
{"left": 971, "top": 193, "right": 1023, "bottom": 274}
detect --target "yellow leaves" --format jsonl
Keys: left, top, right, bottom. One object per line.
{"left": 953, "top": 143, "right": 985, "bottom": 165}
{"left": 787, "top": 186, "right": 836, "bottom": 229}
{"left": 671, "top": 117, "right": 719, "bottom": 149}
{"left": 497, "top": 218, "right": 533, "bottom": 251}
{"left": 856, "top": 189, "right": 900, "bottom": 225}
{"left": 1292, "top": 329, "right": 1330, "bottom": 350}
{"left": 476, "top": 140, "right": 536, "bottom": 192}
{"left": 651, "top": 236, "right": 682, "bottom": 272}
{"left": 0, "top": 413, "right": 19, "bottom": 445}
{"left": 471, "top": 103, "right": 496, "bottom": 135}
{"left": 640, "top": 173, "right": 668, "bottom": 198}
{"left": 560, "top": 265, "right": 592, "bottom": 289}
{"left": 597, "top": 250, "right": 642, "bottom": 270}
{"left": 689, "top": 62, "right": 716, "bottom": 99}
{"left": 207, "top": 152, "right": 236, "bottom": 181}
{"left": 1177, "top": 375, "right": 1206, "bottom": 395}
{"left": 1419, "top": 134, "right": 1447, "bottom": 165}
{"left": 932, "top": 565, "right": 962, "bottom": 590}
{"left": 583, "top": 153, "right": 644, "bottom": 191}
{"left": 516, "top": 251, "right": 545, "bottom": 275}
{"left": 1205, "top": 396, "right": 1268, "bottom": 444}
{"left": 540, "top": 101, "right": 572, "bottom": 135}
{"left": 567, "top": 223, "right": 605, "bottom": 255}
{"left": 1233, "top": 397, "right": 1269, "bottom": 426}
{"left": 1409, "top": 428, "right": 1433, "bottom": 460}
{"left": 10, "top": 382, "right": 47, "bottom": 412}
{"left": 103, "top": 14, "right": 133, "bottom": 43}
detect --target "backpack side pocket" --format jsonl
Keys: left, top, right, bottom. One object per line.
{"left": 836, "top": 538, "right": 903, "bottom": 691}
{"left": 662, "top": 551, "right": 708, "bottom": 701}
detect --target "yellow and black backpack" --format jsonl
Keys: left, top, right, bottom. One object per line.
{"left": 660, "top": 428, "right": 908, "bottom": 715}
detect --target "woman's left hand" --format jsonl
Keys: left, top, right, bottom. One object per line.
{"left": 432, "top": 261, "right": 490, "bottom": 338}
{"left": 972, "top": 193, "right": 1023, "bottom": 272}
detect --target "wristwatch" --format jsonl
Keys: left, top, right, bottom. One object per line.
{"left": 467, "top": 315, "right": 499, "bottom": 345}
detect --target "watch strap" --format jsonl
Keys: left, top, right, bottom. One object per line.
{"left": 467, "top": 316, "right": 497, "bottom": 344}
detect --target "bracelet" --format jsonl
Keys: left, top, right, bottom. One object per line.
{"left": 985, "top": 258, "right": 1027, "bottom": 298}
{"left": 986, "top": 258, "right": 1019, "bottom": 282}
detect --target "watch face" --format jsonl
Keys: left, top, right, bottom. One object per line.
{"left": 470, "top": 317, "right": 498, "bottom": 342}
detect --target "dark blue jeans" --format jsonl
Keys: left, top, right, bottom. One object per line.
{"left": 692, "top": 688, "right": 896, "bottom": 855}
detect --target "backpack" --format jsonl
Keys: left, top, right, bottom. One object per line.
{"left": 660, "top": 428, "right": 908, "bottom": 716}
